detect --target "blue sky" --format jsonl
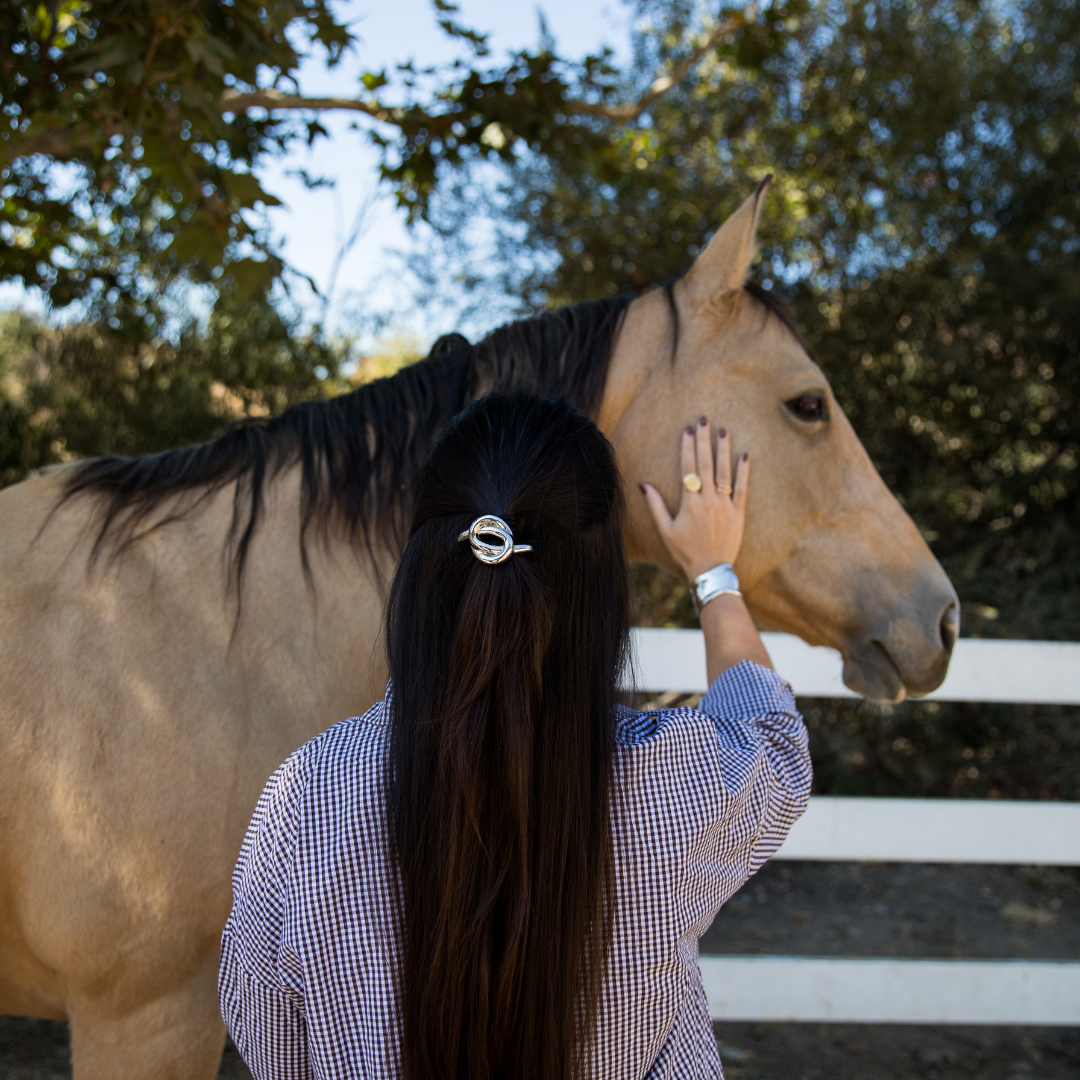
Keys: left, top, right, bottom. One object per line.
{"left": 250, "top": 0, "right": 633, "bottom": 345}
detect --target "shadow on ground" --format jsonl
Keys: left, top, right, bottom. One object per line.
{"left": 3, "top": 1017, "right": 1077, "bottom": 1080}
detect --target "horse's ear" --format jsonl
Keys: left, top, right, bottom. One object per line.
{"left": 684, "top": 175, "right": 772, "bottom": 315}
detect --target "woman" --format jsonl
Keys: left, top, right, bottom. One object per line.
{"left": 219, "top": 392, "right": 811, "bottom": 1080}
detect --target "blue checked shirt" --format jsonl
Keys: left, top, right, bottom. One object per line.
{"left": 219, "top": 660, "right": 811, "bottom": 1079}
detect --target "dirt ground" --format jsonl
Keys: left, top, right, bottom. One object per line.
{"left": 2, "top": 1018, "right": 1076, "bottom": 1080}
{"left": 699, "top": 859, "right": 1079, "bottom": 960}
{"left": 2, "top": 860, "right": 1076, "bottom": 1079}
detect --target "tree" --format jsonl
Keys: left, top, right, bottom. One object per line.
{"left": 0, "top": 291, "right": 347, "bottom": 486}
{"left": 1, "top": 1, "right": 778, "bottom": 501}
{"left": 1, "top": 0, "right": 760, "bottom": 330}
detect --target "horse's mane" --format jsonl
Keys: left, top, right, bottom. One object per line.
{"left": 743, "top": 280, "right": 812, "bottom": 355}
{"left": 60, "top": 295, "right": 631, "bottom": 593}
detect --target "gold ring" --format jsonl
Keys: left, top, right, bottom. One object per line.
{"left": 716, "top": 483, "right": 733, "bottom": 496}
{"left": 682, "top": 473, "right": 703, "bottom": 493}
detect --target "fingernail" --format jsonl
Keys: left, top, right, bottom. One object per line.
{"left": 698, "top": 415, "right": 707, "bottom": 427}
{"left": 742, "top": 452, "right": 749, "bottom": 461}
{"left": 638, "top": 483, "right": 647, "bottom": 494}
{"left": 719, "top": 427, "right": 727, "bottom": 438}
{"left": 685, "top": 425, "right": 693, "bottom": 436}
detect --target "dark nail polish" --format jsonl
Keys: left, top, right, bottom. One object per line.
{"left": 685, "top": 425, "right": 694, "bottom": 436}
{"left": 742, "top": 452, "right": 749, "bottom": 461}
{"left": 638, "top": 483, "right": 647, "bottom": 494}
{"left": 699, "top": 416, "right": 707, "bottom": 427}
{"left": 719, "top": 427, "right": 727, "bottom": 438}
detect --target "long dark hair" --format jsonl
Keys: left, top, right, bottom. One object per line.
{"left": 386, "top": 392, "right": 630, "bottom": 1080}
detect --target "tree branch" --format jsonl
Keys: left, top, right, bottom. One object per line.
{"left": 220, "top": 88, "right": 398, "bottom": 125}
{"left": 566, "top": 8, "right": 752, "bottom": 121}
{"left": 142, "top": 0, "right": 200, "bottom": 77}
{"left": 9, "top": 5, "right": 753, "bottom": 170}
{"left": 220, "top": 6, "right": 754, "bottom": 127}
{"left": 2, "top": 125, "right": 124, "bottom": 164}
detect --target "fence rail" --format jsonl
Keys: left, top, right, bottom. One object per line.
{"left": 627, "top": 628, "right": 1080, "bottom": 1026}
{"left": 699, "top": 957, "right": 1080, "bottom": 1026}
{"left": 775, "top": 796, "right": 1080, "bottom": 865}
{"left": 628, "top": 627, "right": 1080, "bottom": 703}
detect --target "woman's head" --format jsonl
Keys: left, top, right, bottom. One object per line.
{"left": 387, "top": 391, "right": 629, "bottom": 1080}
{"left": 393, "top": 391, "right": 629, "bottom": 701}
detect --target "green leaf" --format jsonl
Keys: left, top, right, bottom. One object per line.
{"left": 225, "top": 258, "right": 276, "bottom": 301}
{"left": 67, "top": 35, "right": 140, "bottom": 73}
{"left": 226, "top": 173, "right": 280, "bottom": 209}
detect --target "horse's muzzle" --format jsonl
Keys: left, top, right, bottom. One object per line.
{"left": 842, "top": 589, "right": 960, "bottom": 703}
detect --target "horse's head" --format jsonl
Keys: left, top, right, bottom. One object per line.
{"left": 603, "top": 179, "right": 958, "bottom": 702}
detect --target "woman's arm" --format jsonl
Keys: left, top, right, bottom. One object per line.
{"left": 219, "top": 752, "right": 314, "bottom": 1080}
{"left": 640, "top": 416, "right": 771, "bottom": 683}
{"left": 640, "top": 423, "right": 810, "bottom": 901}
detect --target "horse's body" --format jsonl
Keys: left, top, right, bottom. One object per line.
{"left": 0, "top": 185, "right": 958, "bottom": 1077}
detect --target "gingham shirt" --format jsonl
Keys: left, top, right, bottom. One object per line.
{"left": 219, "top": 660, "right": 810, "bottom": 1079}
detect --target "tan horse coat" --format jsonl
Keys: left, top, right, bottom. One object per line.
{"left": 0, "top": 185, "right": 957, "bottom": 1077}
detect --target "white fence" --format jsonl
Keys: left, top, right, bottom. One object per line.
{"left": 631, "top": 628, "right": 1080, "bottom": 704}
{"left": 628, "top": 628, "right": 1080, "bottom": 1026}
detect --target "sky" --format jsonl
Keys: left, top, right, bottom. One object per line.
{"left": 1, "top": 0, "right": 634, "bottom": 345}
{"left": 254, "top": 0, "right": 634, "bottom": 345}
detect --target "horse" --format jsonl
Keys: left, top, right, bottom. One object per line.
{"left": 0, "top": 181, "right": 958, "bottom": 1078}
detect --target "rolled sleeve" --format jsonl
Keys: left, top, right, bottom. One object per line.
{"left": 699, "top": 659, "right": 798, "bottom": 721}
{"left": 218, "top": 747, "right": 317, "bottom": 1080}
{"left": 219, "top": 933, "right": 312, "bottom": 1080}
{"left": 698, "top": 660, "right": 812, "bottom": 885}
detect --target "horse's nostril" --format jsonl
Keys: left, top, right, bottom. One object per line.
{"left": 940, "top": 602, "right": 959, "bottom": 652}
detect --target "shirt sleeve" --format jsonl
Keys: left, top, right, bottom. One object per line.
{"left": 693, "top": 659, "right": 812, "bottom": 900}
{"left": 218, "top": 747, "right": 316, "bottom": 1080}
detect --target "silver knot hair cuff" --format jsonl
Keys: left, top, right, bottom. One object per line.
{"left": 457, "top": 515, "right": 534, "bottom": 565}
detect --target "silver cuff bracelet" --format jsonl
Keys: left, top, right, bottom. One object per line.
{"left": 692, "top": 562, "right": 741, "bottom": 613}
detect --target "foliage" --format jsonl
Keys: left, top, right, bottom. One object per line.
{"left": 804, "top": 697, "right": 1080, "bottom": 801}
{"left": 350, "top": 330, "right": 425, "bottom": 385}
{"left": 0, "top": 0, "right": 652, "bottom": 329}
{"left": 3, "top": 0, "right": 1077, "bottom": 799}
{"left": 2, "top": 0, "right": 345, "bottom": 326}
{"left": 0, "top": 293, "right": 346, "bottom": 486}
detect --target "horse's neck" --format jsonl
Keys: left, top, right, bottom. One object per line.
{"left": 596, "top": 292, "right": 668, "bottom": 438}
{"left": 216, "top": 465, "right": 390, "bottom": 704}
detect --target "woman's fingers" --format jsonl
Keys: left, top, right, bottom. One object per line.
{"left": 715, "top": 427, "right": 732, "bottom": 493}
{"left": 733, "top": 452, "right": 750, "bottom": 511}
{"left": 695, "top": 416, "right": 714, "bottom": 490}
{"left": 640, "top": 482, "right": 674, "bottom": 533}
{"left": 679, "top": 426, "right": 697, "bottom": 495}
{"left": 641, "top": 424, "right": 748, "bottom": 578}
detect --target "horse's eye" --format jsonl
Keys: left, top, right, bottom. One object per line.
{"left": 787, "top": 393, "right": 827, "bottom": 423}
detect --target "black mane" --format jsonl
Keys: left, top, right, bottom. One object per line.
{"left": 61, "top": 296, "right": 631, "bottom": 593}
{"left": 743, "top": 279, "right": 813, "bottom": 355}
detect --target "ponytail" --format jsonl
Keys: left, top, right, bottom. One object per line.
{"left": 387, "top": 393, "right": 629, "bottom": 1080}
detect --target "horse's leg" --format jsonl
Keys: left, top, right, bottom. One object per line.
{"left": 68, "top": 967, "right": 226, "bottom": 1080}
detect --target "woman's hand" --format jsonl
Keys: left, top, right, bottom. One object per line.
{"left": 640, "top": 417, "right": 749, "bottom": 582}
{"left": 640, "top": 418, "right": 769, "bottom": 678}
